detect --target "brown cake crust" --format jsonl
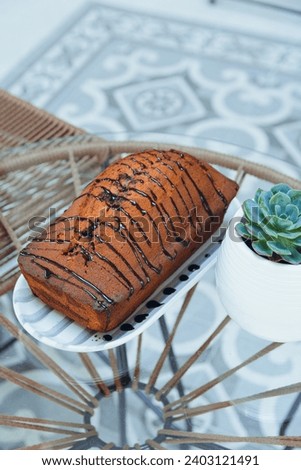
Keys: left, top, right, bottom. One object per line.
{"left": 18, "top": 149, "right": 238, "bottom": 331}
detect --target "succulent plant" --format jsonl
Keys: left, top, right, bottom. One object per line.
{"left": 236, "top": 183, "right": 301, "bottom": 265}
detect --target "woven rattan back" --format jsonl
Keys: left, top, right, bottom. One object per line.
{"left": 0, "top": 89, "right": 83, "bottom": 151}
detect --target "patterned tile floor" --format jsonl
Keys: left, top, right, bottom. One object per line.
{"left": 1, "top": 1, "right": 301, "bottom": 450}
{"left": 1, "top": 1, "right": 301, "bottom": 166}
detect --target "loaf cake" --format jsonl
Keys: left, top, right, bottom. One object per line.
{"left": 18, "top": 149, "right": 238, "bottom": 331}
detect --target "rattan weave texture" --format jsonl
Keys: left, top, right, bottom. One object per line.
{"left": 0, "top": 89, "right": 83, "bottom": 151}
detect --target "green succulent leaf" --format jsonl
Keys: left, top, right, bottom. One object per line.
{"left": 254, "top": 188, "right": 264, "bottom": 204}
{"left": 287, "top": 218, "right": 301, "bottom": 230}
{"left": 271, "top": 183, "right": 291, "bottom": 194}
{"left": 257, "top": 191, "right": 272, "bottom": 211}
{"left": 277, "top": 230, "right": 301, "bottom": 240}
{"left": 285, "top": 204, "right": 299, "bottom": 223}
{"left": 262, "top": 221, "right": 280, "bottom": 238}
{"left": 242, "top": 183, "right": 301, "bottom": 264}
{"left": 274, "top": 204, "right": 283, "bottom": 217}
{"left": 289, "top": 235, "right": 301, "bottom": 246}
{"left": 269, "top": 192, "right": 291, "bottom": 212}
{"left": 243, "top": 199, "right": 267, "bottom": 225}
{"left": 259, "top": 206, "right": 272, "bottom": 221}
{"left": 266, "top": 241, "right": 291, "bottom": 256}
{"left": 269, "top": 215, "right": 293, "bottom": 230}
{"left": 288, "top": 190, "right": 301, "bottom": 211}
{"left": 243, "top": 199, "right": 259, "bottom": 222}
{"left": 245, "top": 223, "right": 265, "bottom": 240}
{"left": 252, "top": 240, "right": 273, "bottom": 257}
{"left": 235, "top": 223, "right": 252, "bottom": 239}
{"left": 281, "top": 247, "right": 301, "bottom": 265}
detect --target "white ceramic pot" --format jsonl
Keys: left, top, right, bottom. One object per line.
{"left": 215, "top": 209, "right": 301, "bottom": 342}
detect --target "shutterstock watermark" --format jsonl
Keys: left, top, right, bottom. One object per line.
{"left": 26, "top": 207, "right": 235, "bottom": 246}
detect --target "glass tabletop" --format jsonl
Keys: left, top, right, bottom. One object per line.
{"left": 0, "top": 134, "right": 301, "bottom": 450}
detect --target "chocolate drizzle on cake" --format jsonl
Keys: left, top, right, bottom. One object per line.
{"left": 175, "top": 159, "right": 213, "bottom": 216}
{"left": 19, "top": 250, "right": 112, "bottom": 314}
{"left": 18, "top": 148, "right": 238, "bottom": 331}
{"left": 44, "top": 268, "right": 52, "bottom": 279}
